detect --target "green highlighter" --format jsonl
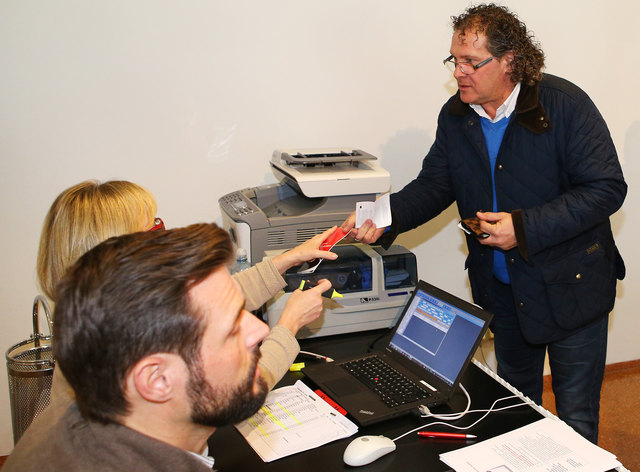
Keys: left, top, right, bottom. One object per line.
{"left": 298, "top": 279, "right": 343, "bottom": 299}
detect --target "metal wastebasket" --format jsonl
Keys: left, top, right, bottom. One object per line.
{"left": 6, "top": 295, "right": 55, "bottom": 444}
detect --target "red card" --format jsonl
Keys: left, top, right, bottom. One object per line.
{"left": 319, "top": 227, "right": 351, "bottom": 251}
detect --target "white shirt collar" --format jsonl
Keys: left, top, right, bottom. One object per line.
{"left": 470, "top": 82, "right": 521, "bottom": 123}
{"left": 188, "top": 445, "right": 215, "bottom": 469}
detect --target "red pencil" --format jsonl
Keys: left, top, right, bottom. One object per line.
{"left": 417, "top": 431, "right": 476, "bottom": 439}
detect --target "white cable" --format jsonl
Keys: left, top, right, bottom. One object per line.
{"left": 391, "top": 386, "right": 528, "bottom": 442}
{"left": 298, "top": 350, "right": 334, "bottom": 362}
{"left": 427, "top": 383, "right": 472, "bottom": 421}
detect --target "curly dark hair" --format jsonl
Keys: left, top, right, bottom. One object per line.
{"left": 452, "top": 3, "right": 545, "bottom": 85}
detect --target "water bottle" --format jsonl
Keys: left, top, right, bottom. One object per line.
{"left": 231, "top": 247, "right": 251, "bottom": 274}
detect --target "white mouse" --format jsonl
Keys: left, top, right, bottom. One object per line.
{"left": 343, "top": 435, "right": 397, "bottom": 467}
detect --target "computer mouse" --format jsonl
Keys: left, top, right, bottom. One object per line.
{"left": 343, "top": 435, "right": 396, "bottom": 467}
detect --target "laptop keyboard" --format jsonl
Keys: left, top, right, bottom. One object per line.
{"left": 341, "top": 356, "right": 432, "bottom": 408}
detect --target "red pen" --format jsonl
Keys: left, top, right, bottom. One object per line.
{"left": 417, "top": 431, "right": 477, "bottom": 439}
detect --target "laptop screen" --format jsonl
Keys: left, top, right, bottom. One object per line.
{"left": 388, "top": 287, "right": 486, "bottom": 386}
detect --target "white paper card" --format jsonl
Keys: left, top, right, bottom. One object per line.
{"left": 355, "top": 193, "right": 391, "bottom": 228}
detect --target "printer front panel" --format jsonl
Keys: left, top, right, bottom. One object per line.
{"left": 265, "top": 244, "right": 417, "bottom": 338}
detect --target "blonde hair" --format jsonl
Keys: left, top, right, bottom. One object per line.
{"left": 37, "top": 180, "right": 157, "bottom": 301}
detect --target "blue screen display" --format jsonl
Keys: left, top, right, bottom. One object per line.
{"left": 388, "top": 289, "right": 485, "bottom": 386}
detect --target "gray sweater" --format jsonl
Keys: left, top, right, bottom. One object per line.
{"left": 4, "top": 404, "right": 212, "bottom": 472}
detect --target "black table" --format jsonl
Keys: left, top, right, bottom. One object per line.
{"left": 208, "top": 329, "right": 544, "bottom": 471}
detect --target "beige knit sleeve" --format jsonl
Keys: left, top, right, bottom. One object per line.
{"left": 233, "top": 259, "right": 298, "bottom": 388}
{"left": 258, "top": 325, "right": 300, "bottom": 390}
{"left": 232, "top": 258, "right": 286, "bottom": 311}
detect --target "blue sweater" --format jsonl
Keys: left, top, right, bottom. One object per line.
{"left": 480, "top": 116, "right": 511, "bottom": 284}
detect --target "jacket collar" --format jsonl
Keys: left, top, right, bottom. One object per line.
{"left": 448, "top": 78, "right": 551, "bottom": 134}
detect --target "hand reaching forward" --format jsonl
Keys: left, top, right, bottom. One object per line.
{"left": 276, "top": 279, "right": 332, "bottom": 335}
{"left": 272, "top": 227, "right": 339, "bottom": 274}
{"left": 340, "top": 212, "right": 386, "bottom": 245}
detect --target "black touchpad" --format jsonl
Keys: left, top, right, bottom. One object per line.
{"left": 325, "top": 377, "right": 367, "bottom": 397}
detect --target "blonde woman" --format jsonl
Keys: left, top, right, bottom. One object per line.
{"left": 37, "top": 180, "right": 159, "bottom": 301}
{"left": 36, "top": 180, "right": 335, "bottom": 426}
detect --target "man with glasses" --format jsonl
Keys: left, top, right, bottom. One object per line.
{"left": 342, "top": 4, "right": 625, "bottom": 443}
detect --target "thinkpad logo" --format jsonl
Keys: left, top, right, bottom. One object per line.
{"left": 360, "top": 297, "right": 380, "bottom": 303}
{"left": 359, "top": 410, "right": 375, "bottom": 415}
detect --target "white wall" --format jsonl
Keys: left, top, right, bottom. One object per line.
{"left": 1, "top": 0, "right": 638, "bottom": 454}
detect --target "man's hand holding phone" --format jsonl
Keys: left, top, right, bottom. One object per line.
{"left": 460, "top": 212, "right": 517, "bottom": 251}
{"left": 458, "top": 216, "right": 490, "bottom": 239}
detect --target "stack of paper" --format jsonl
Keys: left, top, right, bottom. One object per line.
{"left": 236, "top": 380, "right": 358, "bottom": 462}
{"left": 440, "top": 418, "right": 621, "bottom": 472}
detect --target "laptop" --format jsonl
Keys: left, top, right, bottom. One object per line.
{"left": 302, "top": 280, "right": 493, "bottom": 426}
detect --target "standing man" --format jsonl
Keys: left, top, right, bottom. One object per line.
{"left": 344, "top": 4, "right": 625, "bottom": 443}
{"left": 5, "top": 223, "right": 331, "bottom": 471}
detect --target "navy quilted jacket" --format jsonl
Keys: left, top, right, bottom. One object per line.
{"left": 383, "top": 74, "right": 626, "bottom": 344}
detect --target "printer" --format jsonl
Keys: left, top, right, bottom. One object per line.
{"left": 219, "top": 147, "right": 418, "bottom": 337}
{"left": 265, "top": 243, "right": 417, "bottom": 338}
{"left": 218, "top": 148, "right": 391, "bottom": 264}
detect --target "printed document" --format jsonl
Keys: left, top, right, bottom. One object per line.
{"left": 440, "top": 417, "right": 620, "bottom": 472}
{"left": 236, "top": 380, "right": 358, "bottom": 462}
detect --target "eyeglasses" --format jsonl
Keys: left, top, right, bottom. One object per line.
{"left": 148, "top": 217, "right": 165, "bottom": 232}
{"left": 443, "top": 54, "right": 494, "bottom": 74}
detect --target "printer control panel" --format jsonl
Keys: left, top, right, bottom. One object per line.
{"left": 219, "top": 192, "right": 256, "bottom": 217}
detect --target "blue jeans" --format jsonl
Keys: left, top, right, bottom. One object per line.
{"left": 490, "top": 279, "right": 608, "bottom": 443}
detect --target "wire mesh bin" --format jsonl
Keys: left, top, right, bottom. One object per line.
{"left": 6, "top": 295, "right": 55, "bottom": 444}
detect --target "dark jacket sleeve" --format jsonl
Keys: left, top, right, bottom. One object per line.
{"left": 518, "top": 83, "right": 626, "bottom": 258}
{"left": 387, "top": 105, "right": 457, "bottom": 236}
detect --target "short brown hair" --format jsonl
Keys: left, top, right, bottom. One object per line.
{"left": 53, "top": 222, "right": 234, "bottom": 423}
{"left": 452, "top": 3, "right": 545, "bottom": 85}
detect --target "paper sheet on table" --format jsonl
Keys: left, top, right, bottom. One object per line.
{"left": 439, "top": 417, "right": 620, "bottom": 472}
{"left": 355, "top": 193, "right": 391, "bottom": 228}
{"left": 235, "top": 380, "right": 358, "bottom": 462}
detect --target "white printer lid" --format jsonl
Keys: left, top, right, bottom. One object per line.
{"left": 270, "top": 148, "right": 390, "bottom": 198}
